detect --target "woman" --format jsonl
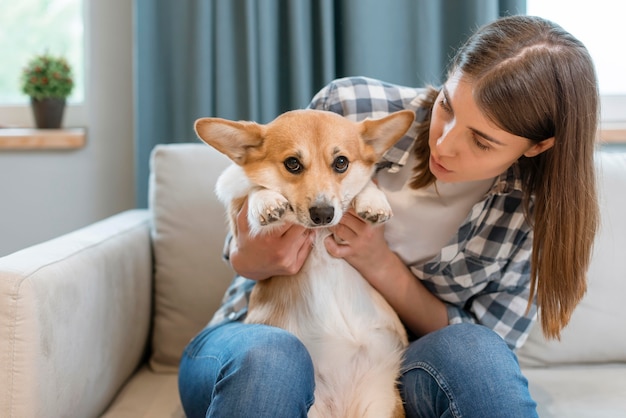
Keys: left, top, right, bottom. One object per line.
{"left": 178, "top": 15, "right": 599, "bottom": 417}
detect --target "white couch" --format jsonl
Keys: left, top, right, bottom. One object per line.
{"left": 1, "top": 143, "right": 625, "bottom": 418}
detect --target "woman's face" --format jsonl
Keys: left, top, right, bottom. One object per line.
{"left": 428, "top": 70, "right": 553, "bottom": 183}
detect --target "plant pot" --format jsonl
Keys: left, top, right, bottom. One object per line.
{"left": 31, "top": 97, "right": 66, "bottom": 129}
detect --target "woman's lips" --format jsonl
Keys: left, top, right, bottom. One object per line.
{"left": 430, "top": 155, "right": 451, "bottom": 174}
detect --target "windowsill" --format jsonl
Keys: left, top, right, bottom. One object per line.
{"left": 0, "top": 127, "right": 86, "bottom": 150}
{"left": 600, "top": 123, "right": 626, "bottom": 143}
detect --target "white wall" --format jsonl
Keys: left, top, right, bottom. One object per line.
{"left": 0, "top": 0, "right": 134, "bottom": 256}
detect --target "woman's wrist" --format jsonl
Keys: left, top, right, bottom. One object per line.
{"left": 362, "top": 247, "right": 450, "bottom": 336}
{"left": 230, "top": 245, "right": 270, "bottom": 281}
{"left": 361, "top": 247, "right": 406, "bottom": 292}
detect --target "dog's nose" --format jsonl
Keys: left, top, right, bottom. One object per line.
{"left": 309, "top": 206, "right": 334, "bottom": 225}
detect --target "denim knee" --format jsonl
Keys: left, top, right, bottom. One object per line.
{"left": 400, "top": 323, "right": 537, "bottom": 418}
{"left": 229, "top": 324, "right": 316, "bottom": 389}
{"left": 179, "top": 323, "right": 315, "bottom": 418}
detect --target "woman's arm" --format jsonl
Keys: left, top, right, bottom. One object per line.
{"left": 327, "top": 206, "right": 537, "bottom": 350}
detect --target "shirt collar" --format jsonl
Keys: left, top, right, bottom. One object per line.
{"left": 492, "top": 163, "right": 523, "bottom": 195}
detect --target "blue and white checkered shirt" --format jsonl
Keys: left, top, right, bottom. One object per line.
{"left": 208, "top": 76, "right": 537, "bottom": 350}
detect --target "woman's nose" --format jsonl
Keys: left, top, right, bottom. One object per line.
{"left": 436, "top": 123, "right": 458, "bottom": 157}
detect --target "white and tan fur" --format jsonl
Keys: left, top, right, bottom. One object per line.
{"left": 195, "top": 109, "right": 414, "bottom": 418}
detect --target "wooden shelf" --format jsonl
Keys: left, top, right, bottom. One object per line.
{"left": 0, "top": 128, "right": 86, "bottom": 150}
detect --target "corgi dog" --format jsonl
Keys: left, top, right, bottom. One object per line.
{"left": 195, "top": 108, "right": 414, "bottom": 418}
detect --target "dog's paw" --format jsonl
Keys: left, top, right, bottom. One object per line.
{"left": 248, "top": 189, "right": 291, "bottom": 228}
{"left": 357, "top": 204, "right": 393, "bottom": 224}
{"left": 354, "top": 183, "right": 392, "bottom": 224}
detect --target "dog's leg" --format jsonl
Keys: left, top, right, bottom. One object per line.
{"left": 215, "top": 164, "right": 253, "bottom": 205}
{"left": 353, "top": 180, "right": 393, "bottom": 224}
{"left": 247, "top": 188, "right": 291, "bottom": 235}
{"left": 215, "top": 164, "right": 291, "bottom": 236}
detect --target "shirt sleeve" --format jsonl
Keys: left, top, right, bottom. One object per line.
{"left": 308, "top": 81, "right": 334, "bottom": 111}
{"left": 466, "top": 234, "right": 537, "bottom": 351}
{"left": 307, "top": 77, "right": 359, "bottom": 117}
{"left": 421, "top": 227, "right": 537, "bottom": 351}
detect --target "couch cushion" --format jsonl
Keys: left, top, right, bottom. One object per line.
{"left": 149, "top": 143, "right": 234, "bottom": 371}
{"left": 524, "top": 364, "right": 626, "bottom": 418}
{"left": 100, "top": 365, "right": 184, "bottom": 418}
{"left": 518, "top": 151, "right": 626, "bottom": 366}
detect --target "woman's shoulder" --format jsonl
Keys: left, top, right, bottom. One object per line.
{"left": 309, "top": 76, "right": 427, "bottom": 119}
{"left": 325, "top": 76, "right": 424, "bottom": 93}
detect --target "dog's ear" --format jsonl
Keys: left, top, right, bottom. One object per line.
{"left": 360, "top": 110, "right": 415, "bottom": 156}
{"left": 195, "top": 118, "right": 266, "bottom": 164}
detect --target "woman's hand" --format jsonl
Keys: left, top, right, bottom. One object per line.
{"left": 230, "top": 200, "right": 315, "bottom": 281}
{"left": 324, "top": 209, "right": 392, "bottom": 281}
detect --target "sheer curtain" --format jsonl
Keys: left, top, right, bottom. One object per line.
{"left": 134, "top": 0, "right": 525, "bottom": 207}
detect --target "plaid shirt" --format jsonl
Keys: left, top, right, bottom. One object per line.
{"left": 208, "top": 76, "right": 537, "bottom": 350}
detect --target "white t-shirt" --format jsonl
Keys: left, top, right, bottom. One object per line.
{"left": 376, "top": 152, "right": 495, "bottom": 265}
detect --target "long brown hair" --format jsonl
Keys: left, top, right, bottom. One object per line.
{"left": 411, "top": 15, "right": 600, "bottom": 339}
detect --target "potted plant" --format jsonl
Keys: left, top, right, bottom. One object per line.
{"left": 21, "top": 53, "right": 74, "bottom": 129}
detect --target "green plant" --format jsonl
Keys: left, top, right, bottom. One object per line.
{"left": 21, "top": 53, "right": 74, "bottom": 100}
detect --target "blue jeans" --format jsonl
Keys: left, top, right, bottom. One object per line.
{"left": 178, "top": 322, "right": 538, "bottom": 418}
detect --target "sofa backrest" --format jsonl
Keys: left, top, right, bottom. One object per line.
{"left": 149, "top": 143, "right": 234, "bottom": 372}
{"left": 518, "top": 150, "right": 626, "bottom": 366}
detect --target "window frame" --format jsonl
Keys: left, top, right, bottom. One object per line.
{"left": 0, "top": 0, "right": 86, "bottom": 128}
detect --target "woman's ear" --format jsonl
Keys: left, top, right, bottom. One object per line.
{"left": 524, "top": 137, "right": 555, "bottom": 157}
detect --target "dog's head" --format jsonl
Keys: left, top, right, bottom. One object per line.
{"left": 195, "top": 109, "right": 414, "bottom": 228}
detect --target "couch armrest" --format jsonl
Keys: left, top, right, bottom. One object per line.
{"left": 0, "top": 210, "right": 153, "bottom": 418}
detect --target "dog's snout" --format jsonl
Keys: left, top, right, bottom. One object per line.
{"left": 309, "top": 206, "right": 334, "bottom": 225}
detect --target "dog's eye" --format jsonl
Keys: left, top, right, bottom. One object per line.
{"left": 333, "top": 156, "right": 349, "bottom": 173}
{"left": 284, "top": 157, "right": 303, "bottom": 174}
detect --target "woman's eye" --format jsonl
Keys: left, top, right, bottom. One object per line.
{"left": 284, "top": 157, "right": 303, "bottom": 174}
{"left": 439, "top": 96, "right": 452, "bottom": 114}
{"left": 333, "top": 156, "right": 349, "bottom": 173}
{"left": 473, "top": 136, "right": 490, "bottom": 151}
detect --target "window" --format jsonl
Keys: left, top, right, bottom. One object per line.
{"left": 0, "top": 0, "right": 84, "bottom": 127}
{"left": 527, "top": 0, "right": 626, "bottom": 123}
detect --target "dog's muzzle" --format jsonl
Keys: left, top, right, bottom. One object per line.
{"left": 309, "top": 206, "right": 334, "bottom": 226}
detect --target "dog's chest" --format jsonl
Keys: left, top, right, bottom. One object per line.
{"left": 246, "top": 229, "right": 404, "bottom": 345}
{"left": 275, "top": 231, "right": 393, "bottom": 331}
{"left": 304, "top": 231, "right": 373, "bottom": 305}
